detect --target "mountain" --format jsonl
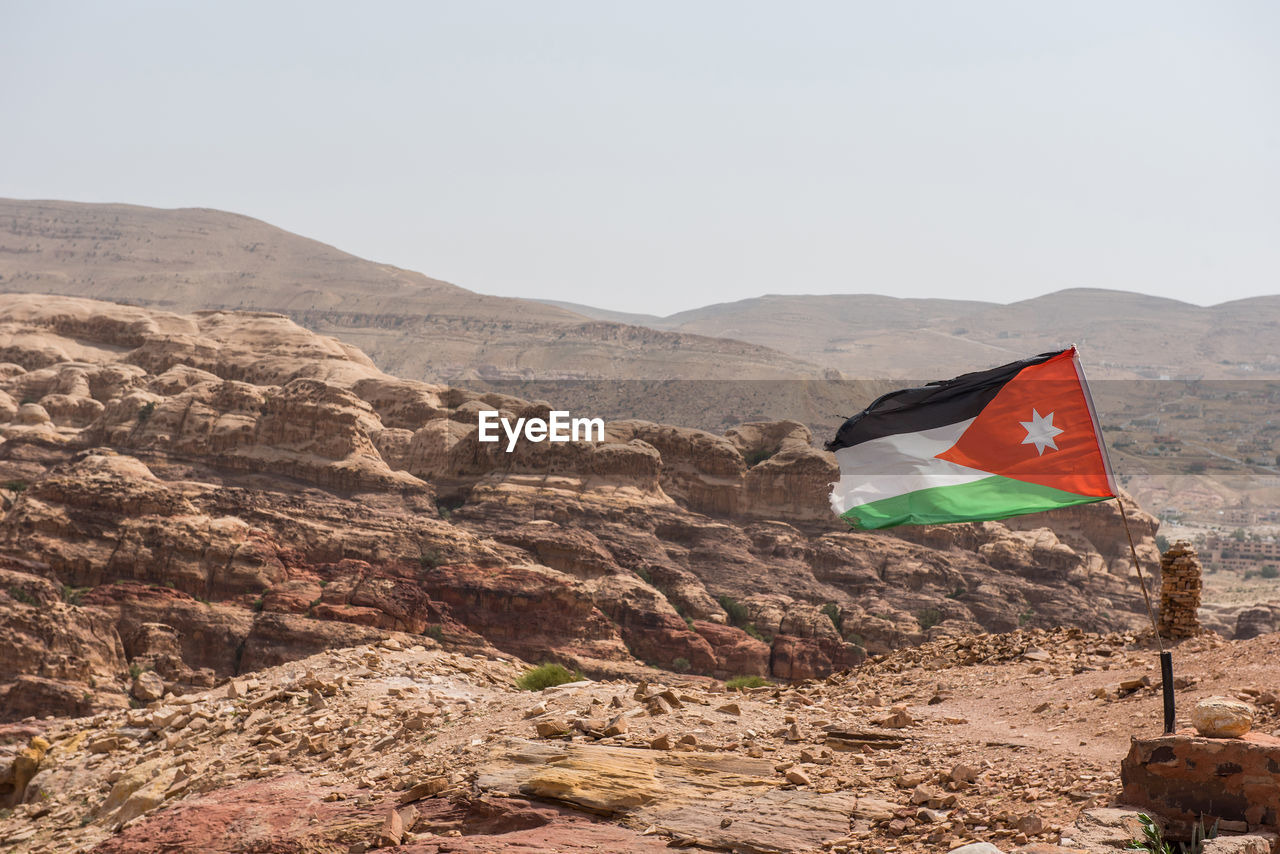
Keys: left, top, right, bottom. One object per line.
{"left": 0, "top": 199, "right": 826, "bottom": 387}
{"left": 8, "top": 198, "right": 1278, "bottom": 387}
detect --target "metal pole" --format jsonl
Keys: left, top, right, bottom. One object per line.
{"left": 1117, "top": 494, "right": 1175, "bottom": 734}
{"left": 1160, "top": 651, "right": 1175, "bottom": 735}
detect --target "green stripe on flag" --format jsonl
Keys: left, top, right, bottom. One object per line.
{"left": 839, "top": 474, "right": 1110, "bottom": 530}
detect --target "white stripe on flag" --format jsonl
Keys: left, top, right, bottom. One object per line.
{"left": 829, "top": 418, "right": 991, "bottom": 514}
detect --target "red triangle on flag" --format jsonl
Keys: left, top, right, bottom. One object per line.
{"left": 935, "top": 349, "right": 1115, "bottom": 498}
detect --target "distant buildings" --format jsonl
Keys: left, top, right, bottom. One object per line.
{"left": 1203, "top": 533, "right": 1280, "bottom": 573}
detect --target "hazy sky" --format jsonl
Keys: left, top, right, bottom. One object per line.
{"left": 3, "top": 1, "right": 1277, "bottom": 315}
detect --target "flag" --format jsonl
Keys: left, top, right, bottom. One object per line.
{"left": 826, "top": 346, "right": 1116, "bottom": 530}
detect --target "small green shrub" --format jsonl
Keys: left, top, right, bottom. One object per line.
{"left": 635, "top": 567, "right": 653, "bottom": 585}
{"left": 820, "top": 602, "right": 841, "bottom": 630}
{"left": 671, "top": 657, "right": 691, "bottom": 673}
{"left": 946, "top": 585, "right": 966, "bottom": 599}
{"left": 515, "top": 662, "right": 583, "bottom": 692}
{"left": 128, "top": 663, "right": 144, "bottom": 679}
{"left": 251, "top": 597, "right": 265, "bottom": 612}
{"left": 1019, "top": 610, "right": 1035, "bottom": 626}
{"left": 718, "top": 595, "right": 750, "bottom": 626}
{"left": 425, "top": 624, "right": 445, "bottom": 643}
{"left": 720, "top": 594, "right": 770, "bottom": 641}
{"left": 2, "top": 479, "right": 28, "bottom": 492}
{"left": 8, "top": 586, "right": 36, "bottom": 605}
{"left": 1129, "top": 811, "right": 1210, "bottom": 854}
{"left": 916, "top": 608, "right": 942, "bottom": 631}
{"left": 419, "top": 549, "right": 444, "bottom": 568}
{"left": 137, "top": 401, "right": 157, "bottom": 422}
{"left": 725, "top": 675, "right": 769, "bottom": 691}
{"left": 744, "top": 447, "right": 776, "bottom": 466}
{"left": 60, "top": 584, "right": 89, "bottom": 605}
{"left": 1261, "top": 565, "right": 1279, "bottom": 579}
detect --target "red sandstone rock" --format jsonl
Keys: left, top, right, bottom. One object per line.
{"left": 1121, "top": 731, "right": 1280, "bottom": 831}
{"left": 769, "top": 635, "right": 865, "bottom": 682}
{"left": 691, "top": 620, "right": 770, "bottom": 678}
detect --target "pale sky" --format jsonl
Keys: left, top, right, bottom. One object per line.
{"left": 2, "top": 1, "right": 1277, "bottom": 316}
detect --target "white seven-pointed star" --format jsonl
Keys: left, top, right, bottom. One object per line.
{"left": 1020, "top": 409, "right": 1064, "bottom": 455}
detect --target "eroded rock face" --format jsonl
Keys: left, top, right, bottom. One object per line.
{"left": 0, "top": 295, "right": 1165, "bottom": 711}
{"left": 0, "top": 567, "right": 129, "bottom": 720}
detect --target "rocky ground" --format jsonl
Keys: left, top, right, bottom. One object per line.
{"left": 4, "top": 627, "right": 1278, "bottom": 853}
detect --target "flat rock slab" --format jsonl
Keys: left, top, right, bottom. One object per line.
{"left": 823, "top": 728, "right": 908, "bottom": 751}
{"left": 397, "top": 797, "right": 677, "bottom": 853}
{"left": 1058, "top": 807, "right": 1151, "bottom": 851}
{"left": 476, "top": 738, "right": 859, "bottom": 854}
{"left": 1121, "top": 731, "right": 1280, "bottom": 830}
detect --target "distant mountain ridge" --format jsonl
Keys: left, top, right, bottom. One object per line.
{"left": 542, "top": 289, "right": 1280, "bottom": 380}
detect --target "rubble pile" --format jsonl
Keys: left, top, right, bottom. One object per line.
{"left": 859, "top": 627, "right": 1141, "bottom": 675}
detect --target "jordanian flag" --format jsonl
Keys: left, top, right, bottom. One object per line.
{"left": 827, "top": 347, "right": 1116, "bottom": 530}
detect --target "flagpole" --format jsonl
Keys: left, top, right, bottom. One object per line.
{"left": 1116, "top": 493, "right": 1175, "bottom": 734}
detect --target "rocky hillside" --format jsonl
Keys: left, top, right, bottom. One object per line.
{"left": 0, "top": 294, "right": 1163, "bottom": 728}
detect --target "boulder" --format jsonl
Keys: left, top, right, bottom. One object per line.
{"left": 130, "top": 671, "right": 165, "bottom": 702}
{"left": 1234, "top": 607, "right": 1277, "bottom": 641}
{"left": 1192, "top": 697, "right": 1254, "bottom": 738}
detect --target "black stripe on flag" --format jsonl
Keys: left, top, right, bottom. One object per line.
{"left": 825, "top": 348, "right": 1069, "bottom": 452}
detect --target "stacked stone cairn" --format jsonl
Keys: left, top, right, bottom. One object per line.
{"left": 1157, "top": 540, "right": 1202, "bottom": 639}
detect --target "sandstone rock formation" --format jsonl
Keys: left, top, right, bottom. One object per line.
{"left": 0, "top": 295, "right": 1164, "bottom": 719}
